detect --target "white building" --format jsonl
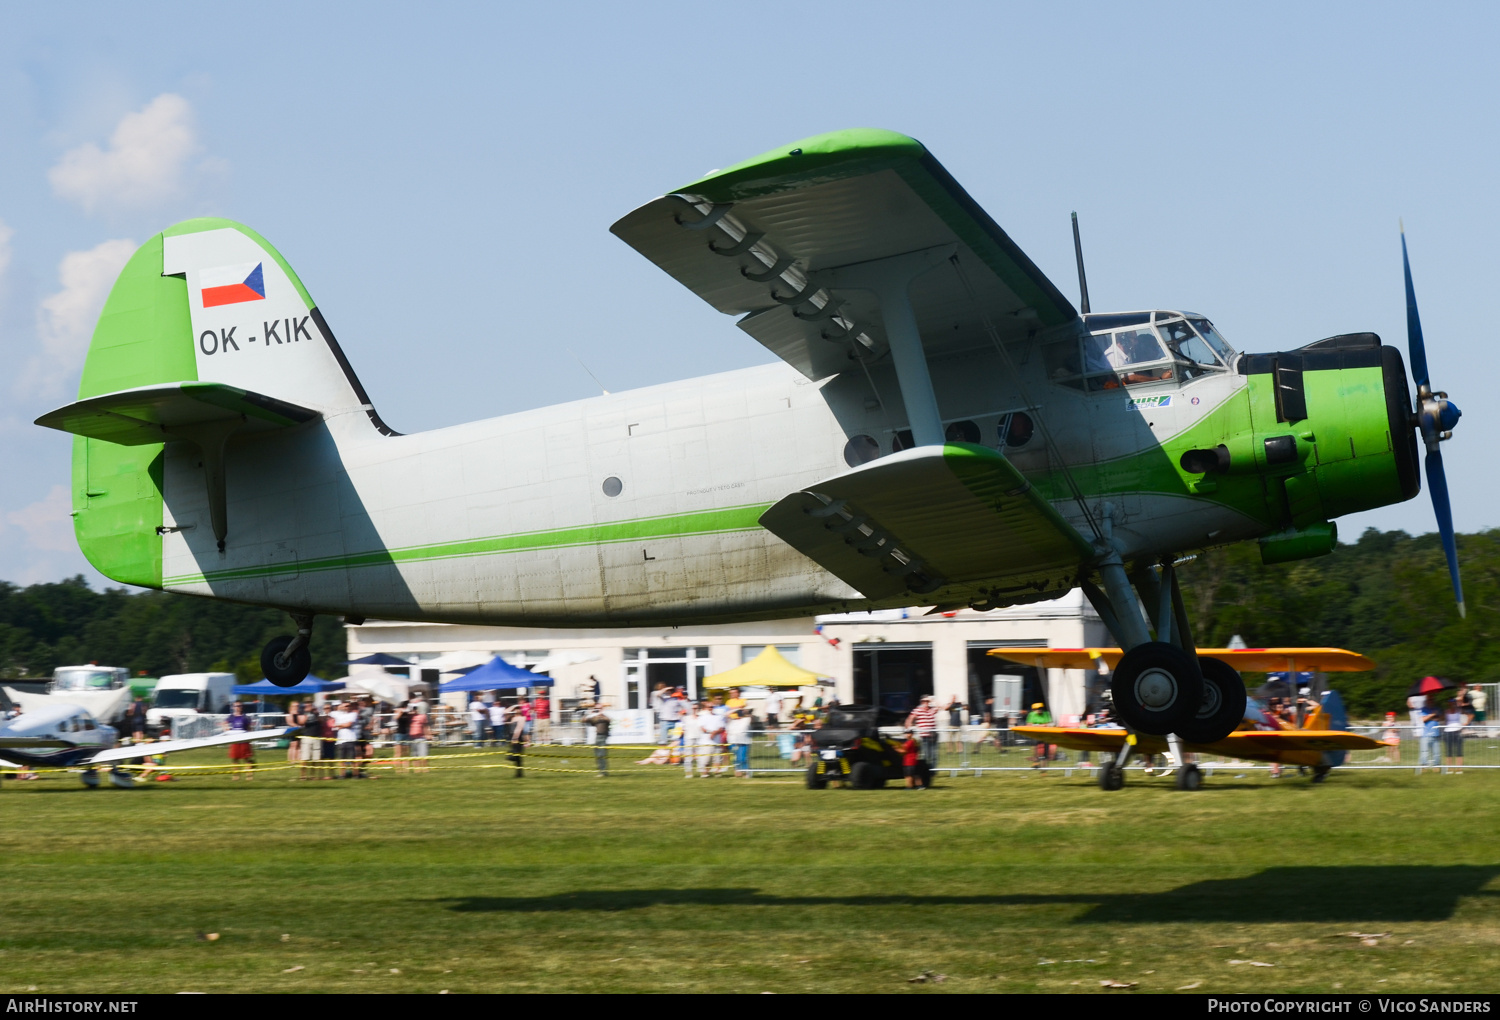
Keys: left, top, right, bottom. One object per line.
{"left": 346, "top": 590, "right": 1109, "bottom": 722}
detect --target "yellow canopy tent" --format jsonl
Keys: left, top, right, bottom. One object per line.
{"left": 700, "top": 646, "right": 831, "bottom": 689}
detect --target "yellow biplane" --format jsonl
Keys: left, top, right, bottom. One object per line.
{"left": 991, "top": 647, "right": 1390, "bottom": 790}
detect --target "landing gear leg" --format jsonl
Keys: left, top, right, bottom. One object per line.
{"left": 262, "top": 613, "right": 314, "bottom": 688}
{"left": 1082, "top": 510, "right": 1203, "bottom": 737}
{"left": 1098, "top": 739, "right": 1132, "bottom": 791}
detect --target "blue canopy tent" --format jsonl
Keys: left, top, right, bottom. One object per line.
{"left": 439, "top": 656, "right": 552, "bottom": 693}
{"left": 232, "top": 676, "right": 345, "bottom": 697}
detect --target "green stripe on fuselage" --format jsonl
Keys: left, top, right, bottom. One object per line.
{"left": 162, "top": 502, "right": 775, "bottom": 588}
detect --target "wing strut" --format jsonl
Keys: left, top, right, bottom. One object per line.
{"left": 821, "top": 245, "right": 955, "bottom": 447}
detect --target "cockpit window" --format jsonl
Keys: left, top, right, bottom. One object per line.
{"left": 1188, "top": 317, "right": 1236, "bottom": 362}
{"left": 1080, "top": 327, "right": 1172, "bottom": 389}
{"left": 1157, "top": 316, "right": 1221, "bottom": 379}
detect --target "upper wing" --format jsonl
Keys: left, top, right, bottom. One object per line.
{"left": 36, "top": 382, "right": 318, "bottom": 446}
{"left": 611, "top": 129, "right": 1078, "bottom": 381}
{"left": 988, "top": 647, "right": 1377, "bottom": 672}
{"left": 761, "top": 443, "right": 1092, "bottom": 604}
{"left": 84, "top": 726, "right": 298, "bottom": 766}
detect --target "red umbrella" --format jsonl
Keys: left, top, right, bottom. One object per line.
{"left": 1407, "top": 675, "right": 1460, "bottom": 698}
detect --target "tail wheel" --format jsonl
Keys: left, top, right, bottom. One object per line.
{"left": 1176, "top": 656, "right": 1248, "bottom": 744}
{"left": 1097, "top": 763, "right": 1125, "bottom": 791}
{"left": 261, "top": 635, "right": 312, "bottom": 688}
{"left": 1109, "top": 642, "right": 1204, "bottom": 736}
{"left": 1174, "top": 763, "right": 1203, "bottom": 791}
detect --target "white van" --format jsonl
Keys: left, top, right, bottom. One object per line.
{"left": 147, "top": 673, "right": 238, "bottom": 733}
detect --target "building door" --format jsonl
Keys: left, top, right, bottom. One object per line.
{"left": 852, "top": 643, "right": 932, "bottom": 714}
{"left": 623, "top": 647, "right": 711, "bottom": 705}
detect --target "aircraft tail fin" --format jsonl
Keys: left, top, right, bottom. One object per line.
{"left": 39, "top": 219, "right": 392, "bottom": 588}
{"left": 1320, "top": 690, "right": 1350, "bottom": 767}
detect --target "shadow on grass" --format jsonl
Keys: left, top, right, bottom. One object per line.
{"left": 437, "top": 867, "right": 1500, "bottom": 924}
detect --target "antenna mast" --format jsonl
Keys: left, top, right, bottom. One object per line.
{"left": 1071, "top": 211, "right": 1091, "bottom": 315}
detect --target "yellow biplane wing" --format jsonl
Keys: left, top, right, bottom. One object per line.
{"left": 989, "top": 647, "right": 1376, "bottom": 672}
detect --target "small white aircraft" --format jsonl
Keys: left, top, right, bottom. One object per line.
{"left": 0, "top": 702, "right": 294, "bottom": 788}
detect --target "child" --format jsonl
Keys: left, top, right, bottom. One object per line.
{"left": 900, "top": 729, "right": 923, "bottom": 790}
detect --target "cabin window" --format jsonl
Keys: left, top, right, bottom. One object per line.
{"left": 944, "top": 420, "right": 981, "bottom": 444}
{"left": 1000, "top": 411, "right": 1035, "bottom": 448}
{"left": 843, "top": 434, "right": 880, "bottom": 467}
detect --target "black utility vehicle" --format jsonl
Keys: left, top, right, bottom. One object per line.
{"left": 805, "top": 705, "right": 928, "bottom": 789}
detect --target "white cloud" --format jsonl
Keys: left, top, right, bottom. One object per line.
{"left": 6, "top": 485, "right": 75, "bottom": 554}
{"left": 48, "top": 94, "right": 203, "bottom": 215}
{"left": 23, "top": 238, "right": 136, "bottom": 397}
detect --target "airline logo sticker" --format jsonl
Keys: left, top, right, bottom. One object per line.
{"left": 199, "top": 262, "right": 266, "bottom": 308}
{"left": 1130, "top": 394, "right": 1172, "bottom": 408}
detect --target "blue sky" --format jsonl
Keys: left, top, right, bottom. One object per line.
{"left": 1, "top": 1, "right": 1497, "bottom": 585}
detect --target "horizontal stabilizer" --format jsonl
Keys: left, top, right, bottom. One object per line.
{"left": 760, "top": 444, "right": 1092, "bottom": 605}
{"left": 36, "top": 382, "right": 318, "bottom": 446}
{"left": 85, "top": 726, "right": 299, "bottom": 766}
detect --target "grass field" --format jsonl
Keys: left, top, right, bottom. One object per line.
{"left": 2, "top": 750, "right": 1498, "bottom": 994}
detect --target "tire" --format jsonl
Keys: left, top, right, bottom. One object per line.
{"left": 261, "top": 635, "right": 312, "bottom": 688}
{"left": 850, "top": 761, "right": 880, "bottom": 790}
{"left": 1174, "top": 763, "right": 1203, "bottom": 791}
{"left": 1110, "top": 642, "right": 1204, "bottom": 736}
{"left": 1311, "top": 765, "right": 1331, "bottom": 784}
{"left": 1097, "top": 763, "right": 1125, "bottom": 791}
{"left": 1176, "top": 656, "right": 1249, "bottom": 744}
{"left": 805, "top": 764, "right": 828, "bottom": 790}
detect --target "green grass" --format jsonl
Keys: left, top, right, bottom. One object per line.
{"left": 1, "top": 751, "right": 1497, "bottom": 994}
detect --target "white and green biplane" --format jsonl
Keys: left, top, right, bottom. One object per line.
{"left": 38, "top": 129, "right": 1463, "bottom": 770}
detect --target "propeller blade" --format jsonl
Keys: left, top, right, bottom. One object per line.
{"left": 1424, "top": 445, "right": 1466, "bottom": 617}
{"left": 1401, "top": 224, "right": 1430, "bottom": 393}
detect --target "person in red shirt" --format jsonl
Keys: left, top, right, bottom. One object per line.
{"left": 532, "top": 689, "right": 553, "bottom": 744}
{"left": 899, "top": 729, "right": 923, "bottom": 790}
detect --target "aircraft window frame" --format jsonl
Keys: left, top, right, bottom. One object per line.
{"left": 1155, "top": 314, "right": 1225, "bottom": 381}
{"left": 1082, "top": 326, "right": 1174, "bottom": 391}
{"left": 1188, "top": 317, "right": 1237, "bottom": 363}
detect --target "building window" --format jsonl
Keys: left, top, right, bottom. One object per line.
{"left": 740, "top": 644, "right": 802, "bottom": 666}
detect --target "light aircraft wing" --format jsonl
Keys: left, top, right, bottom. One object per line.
{"left": 35, "top": 382, "right": 318, "bottom": 446}
{"left": 83, "top": 727, "right": 298, "bottom": 767}
{"left": 760, "top": 444, "right": 1093, "bottom": 602}
{"left": 989, "top": 647, "right": 1376, "bottom": 671}
{"left": 1012, "top": 725, "right": 1148, "bottom": 753}
{"left": 611, "top": 129, "right": 1078, "bottom": 381}
{"left": 1014, "top": 725, "right": 1389, "bottom": 765}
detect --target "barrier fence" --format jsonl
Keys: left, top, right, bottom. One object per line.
{"left": 87, "top": 719, "right": 1500, "bottom": 782}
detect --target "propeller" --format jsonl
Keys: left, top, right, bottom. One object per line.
{"left": 1401, "top": 223, "right": 1465, "bottom": 617}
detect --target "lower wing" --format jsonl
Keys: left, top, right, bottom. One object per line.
{"left": 84, "top": 727, "right": 298, "bottom": 767}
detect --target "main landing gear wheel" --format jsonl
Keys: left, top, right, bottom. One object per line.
{"left": 1109, "top": 641, "right": 1204, "bottom": 736}
{"left": 1175, "top": 656, "right": 1248, "bottom": 744}
{"left": 1174, "top": 763, "right": 1203, "bottom": 791}
{"left": 1097, "top": 763, "right": 1125, "bottom": 791}
{"left": 261, "top": 635, "right": 312, "bottom": 688}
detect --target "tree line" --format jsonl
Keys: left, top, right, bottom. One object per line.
{"left": 0, "top": 578, "right": 346, "bottom": 684}
{"left": 0, "top": 526, "right": 1489, "bottom": 714}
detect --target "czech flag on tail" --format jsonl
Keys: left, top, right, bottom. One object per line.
{"left": 200, "top": 262, "right": 266, "bottom": 308}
